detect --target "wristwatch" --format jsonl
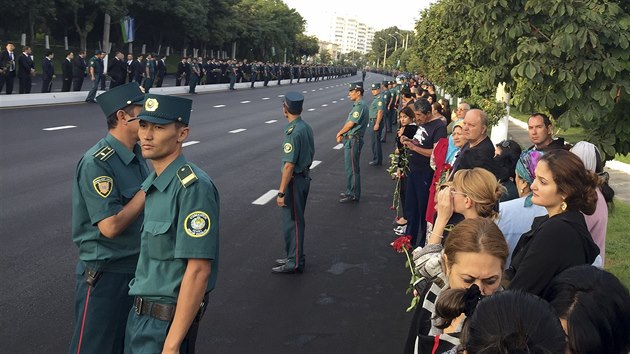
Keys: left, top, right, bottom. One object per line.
{"left": 277, "top": 192, "right": 285, "bottom": 198}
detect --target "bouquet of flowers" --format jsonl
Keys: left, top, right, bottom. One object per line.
{"left": 387, "top": 150, "right": 409, "bottom": 217}
{"left": 391, "top": 235, "right": 421, "bottom": 312}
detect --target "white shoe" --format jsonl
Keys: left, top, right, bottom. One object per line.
{"left": 394, "top": 225, "right": 407, "bottom": 235}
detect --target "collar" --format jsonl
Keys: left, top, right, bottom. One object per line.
{"left": 104, "top": 133, "right": 138, "bottom": 165}
{"left": 353, "top": 98, "right": 363, "bottom": 106}
{"left": 143, "top": 154, "right": 186, "bottom": 192}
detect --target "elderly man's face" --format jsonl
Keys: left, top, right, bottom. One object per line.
{"left": 463, "top": 110, "right": 486, "bottom": 143}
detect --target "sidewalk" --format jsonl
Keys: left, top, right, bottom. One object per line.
{"left": 507, "top": 117, "right": 630, "bottom": 203}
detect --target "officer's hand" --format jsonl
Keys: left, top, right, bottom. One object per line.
{"left": 277, "top": 196, "right": 286, "bottom": 207}
{"left": 336, "top": 135, "right": 342, "bottom": 143}
{"left": 373, "top": 124, "right": 379, "bottom": 131}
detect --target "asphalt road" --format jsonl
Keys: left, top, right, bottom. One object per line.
{"left": 0, "top": 72, "right": 414, "bottom": 353}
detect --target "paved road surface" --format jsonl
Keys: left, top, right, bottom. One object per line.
{"left": 0, "top": 73, "right": 414, "bottom": 353}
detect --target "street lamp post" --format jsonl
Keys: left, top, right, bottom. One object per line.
{"left": 378, "top": 37, "right": 387, "bottom": 69}
{"left": 388, "top": 33, "right": 398, "bottom": 52}
{"left": 394, "top": 31, "right": 405, "bottom": 51}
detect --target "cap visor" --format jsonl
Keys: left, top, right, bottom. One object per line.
{"left": 135, "top": 115, "right": 174, "bottom": 125}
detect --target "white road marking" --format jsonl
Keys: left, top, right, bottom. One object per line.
{"left": 262, "top": 97, "right": 270, "bottom": 100}
{"left": 333, "top": 144, "right": 343, "bottom": 150}
{"left": 311, "top": 89, "right": 316, "bottom": 92}
{"left": 43, "top": 125, "right": 76, "bottom": 131}
{"left": 308, "top": 108, "right": 316, "bottom": 112}
{"left": 318, "top": 88, "right": 323, "bottom": 90}
{"left": 340, "top": 98, "right": 345, "bottom": 101}
{"left": 252, "top": 189, "right": 279, "bottom": 205}
{"left": 321, "top": 104, "right": 328, "bottom": 107}
{"left": 311, "top": 160, "right": 322, "bottom": 169}
{"left": 229, "top": 128, "right": 247, "bottom": 133}
{"left": 213, "top": 104, "right": 226, "bottom": 108}
{"left": 240, "top": 100, "right": 251, "bottom": 104}
{"left": 183, "top": 141, "right": 200, "bottom": 147}
{"left": 265, "top": 120, "right": 277, "bottom": 124}
{"left": 278, "top": 94, "right": 284, "bottom": 97}
{"left": 332, "top": 101, "right": 337, "bottom": 103}
{"left": 302, "top": 91, "right": 307, "bottom": 93}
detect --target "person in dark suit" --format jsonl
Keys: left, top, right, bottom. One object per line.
{"left": 184, "top": 57, "right": 191, "bottom": 86}
{"left": 18, "top": 46, "right": 35, "bottom": 94}
{"left": 72, "top": 50, "right": 87, "bottom": 91}
{"left": 175, "top": 57, "right": 186, "bottom": 86}
{"left": 126, "top": 54, "right": 133, "bottom": 83}
{"left": 41, "top": 51, "right": 55, "bottom": 93}
{"left": 155, "top": 55, "right": 166, "bottom": 87}
{"left": 62, "top": 51, "right": 74, "bottom": 92}
{"left": 0, "top": 43, "right": 17, "bottom": 94}
{"left": 131, "top": 55, "right": 144, "bottom": 84}
{"left": 107, "top": 51, "right": 127, "bottom": 89}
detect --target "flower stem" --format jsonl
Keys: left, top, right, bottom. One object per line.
{"left": 403, "top": 249, "right": 416, "bottom": 279}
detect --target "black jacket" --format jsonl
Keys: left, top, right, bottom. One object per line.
{"left": 505, "top": 210, "right": 599, "bottom": 296}
{"left": 72, "top": 56, "right": 87, "bottom": 78}
{"left": 42, "top": 57, "right": 54, "bottom": 80}
{"left": 18, "top": 53, "right": 34, "bottom": 78}
{"left": 62, "top": 58, "right": 73, "bottom": 80}
{"left": 108, "top": 57, "right": 127, "bottom": 84}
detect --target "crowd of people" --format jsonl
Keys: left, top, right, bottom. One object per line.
{"left": 0, "top": 43, "right": 357, "bottom": 99}
{"left": 363, "top": 75, "right": 630, "bottom": 353}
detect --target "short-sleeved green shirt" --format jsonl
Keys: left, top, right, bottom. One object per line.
{"left": 88, "top": 56, "right": 103, "bottom": 74}
{"left": 146, "top": 60, "right": 156, "bottom": 78}
{"left": 72, "top": 134, "right": 149, "bottom": 273}
{"left": 390, "top": 87, "right": 399, "bottom": 109}
{"left": 345, "top": 99, "right": 369, "bottom": 138}
{"left": 281, "top": 117, "right": 314, "bottom": 173}
{"left": 369, "top": 93, "right": 384, "bottom": 120}
{"left": 128, "top": 155, "right": 220, "bottom": 303}
{"left": 381, "top": 90, "right": 391, "bottom": 110}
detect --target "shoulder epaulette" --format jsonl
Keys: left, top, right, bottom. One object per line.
{"left": 286, "top": 125, "right": 295, "bottom": 135}
{"left": 92, "top": 146, "right": 115, "bottom": 161}
{"left": 177, "top": 164, "right": 198, "bottom": 188}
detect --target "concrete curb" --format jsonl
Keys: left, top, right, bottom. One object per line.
{"left": 0, "top": 78, "right": 318, "bottom": 108}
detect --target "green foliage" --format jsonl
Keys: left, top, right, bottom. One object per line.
{"left": 407, "top": 0, "right": 630, "bottom": 160}
{"left": 606, "top": 200, "right": 630, "bottom": 288}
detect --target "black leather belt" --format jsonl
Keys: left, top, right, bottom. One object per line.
{"left": 133, "top": 297, "right": 176, "bottom": 322}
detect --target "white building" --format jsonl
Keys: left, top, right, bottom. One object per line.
{"left": 308, "top": 12, "right": 375, "bottom": 55}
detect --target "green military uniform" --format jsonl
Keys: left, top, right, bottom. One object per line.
{"left": 342, "top": 82, "right": 369, "bottom": 201}
{"left": 70, "top": 83, "right": 147, "bottom": 354}
{"left": 369, "top": 83, "right": 385, "bottom": 165}
{"left": 144, "top": 57, "right": 156, "bottom": 92}
{"left": 125, "top": 94, "right": 220, "bottom": 354}
{"left": 275, "top": 92, "right": 314, "bottom": 273}
{"left": 388, "top": 81, "right": 399, "bottom": 130}
{"left": 381, "top": 80, "right": 392, "bottom": 135}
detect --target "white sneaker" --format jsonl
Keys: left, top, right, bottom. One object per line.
{"left": 394, "top": 225, "right": 407, "bottom": 235}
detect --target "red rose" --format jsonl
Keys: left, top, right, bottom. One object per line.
{"left": 391, "top": 235, "right": 412, "bottom": 253}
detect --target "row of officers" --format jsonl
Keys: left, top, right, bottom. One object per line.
{"left": 0, "top": 42, "right": 356, "bottom": 95}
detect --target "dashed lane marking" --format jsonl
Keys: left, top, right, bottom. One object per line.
{"left": 321, "top": 104, "right": 328, "bottom": 107}
{"left": 333, "top": 144, "right": 343, "bottom": 150}
{"left": 229, "top": 128, "right": 247, "bottom": 134}
{"left": 43, "top": 125, "right": 76, "bottom": 131}
{"left": 252, "top": 189, "right": 279, "bottom": 205}
{"left": 311, "top": 160, "right": 322, "bottom": 169}
{"left": 262, "top": 97, "right": 270, "bottom": 100}
{"left": 213, "top": 104, "right": 226, "bottom": 108}
{"left": 240, "top": 100, "right": 251, "bottom": 104}
{"left": 183, "top": 141, "right": 200, "bottom": 147}
{"left": 302, "top": 91, "right": 308, "bottom": 93}
{"left": 332, "top": 101, "right": 337, "bottom": 103}
{"left": 265, "top": 120, "right": 277, "bottom": 124}
{"left": 307, "top": 108, "right": 316, "bottom": 112}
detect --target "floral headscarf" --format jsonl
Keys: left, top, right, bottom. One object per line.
{"left": 515, "top": 150, "right": 544, "bottom": 207}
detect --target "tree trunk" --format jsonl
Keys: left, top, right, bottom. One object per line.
{"left": 28, "top": 8, "right": 35, "bottom": 45}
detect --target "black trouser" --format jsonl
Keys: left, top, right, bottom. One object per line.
{"left": 18, "top": 75, "right": 31, "bottom": 93}
{"left": 72, "top": 76, "right": 84, "bottom": 91}
{"left": 62, "top": 78, "right": 72, "bottom": 92}
{"left": 42, "top": 78, "right": 52, "bottom": 93}
{"left": 0, "top": 72, "right": 15, "bottom": 94}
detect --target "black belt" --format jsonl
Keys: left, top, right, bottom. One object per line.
{"left": 293, "top": 169, "right": 310, "bottom": 177}
{"left": 134, "top": 297, "right": 176, "bottom": 322}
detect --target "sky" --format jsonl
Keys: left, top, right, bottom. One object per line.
{"left": 282, "top": 0, "right": 437, "bottom": 37}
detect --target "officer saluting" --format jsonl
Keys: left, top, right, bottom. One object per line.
{"left": 69, "top": 82, "right": 148, "bottom": 354}
{"left": 125, "top": 94, "right": 220, "bottom": 354}
{"left": 336, "top": 82, "right": 369, "bottom": 203}
{"left": 273, "top": 92, "right": 314, "bottom": 274}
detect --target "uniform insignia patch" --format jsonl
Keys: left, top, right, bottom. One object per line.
{"left": 177, "top": 165, "right": 198, "bottom": 188}
{"left": 283, "top": 143, "right": 293, "bottom": 153}
{"left": 378, "top": 101, "right": 382, "bottom": 106}
{"left": 93, "top": 176, "right": 113, "bottom": 198}
{"left": 286, "top": 126, "right": 295, "bottom": 135}
{"left": 185, "top": 211, "right": 210, "bottom": 238}
{"left": 93, "top": 146, "right": 114, "bottom": 161}
{"left": 352, "top": 111, "right": 360, "bottom": 118}
{"left": 145, "top": 98, "right": 159, "bottom": 112}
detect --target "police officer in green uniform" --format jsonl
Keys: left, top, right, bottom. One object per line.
{"left": 388, "top": 80, "right": 398, "bottom": 130}
{"left": 70, "top": 82, "right": 148, "bottom": 354}
{"left": 368, "top": 83, "right": 385, "bottom": 166}
{"left": 380, "top": 80, "right": 392, "bottom": 139}
{"left": 143, "top": 53, "right": 156, "bottom": 93}
{"left": 272, "top": 92, "right": 314, "bottom": 274}
{"left": 336, "top": 82, "right": 369, "bottom": 203}
{"left": 125, "top": 94, "right": 219, "bottom": 354}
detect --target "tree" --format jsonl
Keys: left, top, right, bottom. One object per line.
{"left": 295, "top": 34, "right": 319, "bottom": 61}
{"left": 408, "top": 0, "right": 630, "bottom": 159}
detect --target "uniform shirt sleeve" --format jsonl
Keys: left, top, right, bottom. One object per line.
{"left": 376, "top": 96, "right": 385, "bottom": 112}
{"left": 174, "top": 180, "right": 220, "bottom": 260}
{"left": 76, "top": 157, "right": 123, "bottom": 225}
{"left": 282, "top": 129, "right": 300, "bottom": 164}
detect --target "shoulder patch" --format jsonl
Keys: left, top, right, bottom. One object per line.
{"left": 352, "top": 111, "right": 360, "bottom": 118}
{"left": 177, "top": 165, "right": 198, "bottom": 188}
{"left": 93, "top": 146, "right": 115, "bottom": 161}
{"left": 93, "top": 176, "right": 113, "bottom": 198}
{"left": 184, "top": 211, "right": 210, "bottom": 238}
{"left": 378, "top": 101, "right": 383, "bottom": 106}
{"left": 286, "top": 125, "right": 295, "bottom": 135}
{"left": 283, "top": 143, "right": 293, "bottom": 153}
